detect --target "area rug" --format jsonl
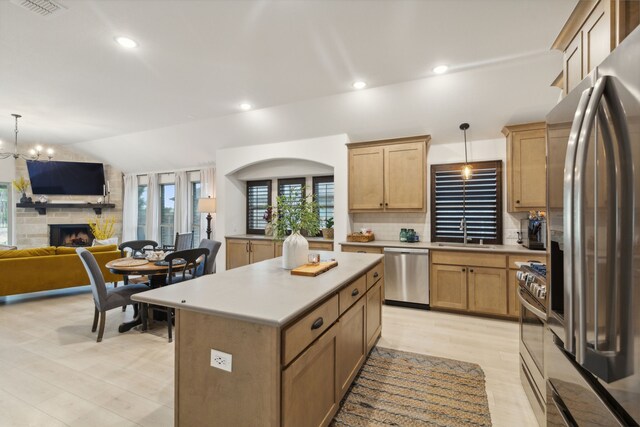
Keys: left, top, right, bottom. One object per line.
{"left": 331, "top": 347, "right": 492, "bottom": 426}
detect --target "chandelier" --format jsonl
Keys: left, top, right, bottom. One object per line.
{"left": 0, "top": 114, "right": 54, "bottom": 161}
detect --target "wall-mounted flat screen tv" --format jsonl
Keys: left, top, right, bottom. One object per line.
{"left": 26, "top": 160, "right": 106, "bottom": 196}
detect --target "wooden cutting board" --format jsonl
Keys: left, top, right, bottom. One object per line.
{"left": 291, "top": 261, "right": 338, "bottom": 277}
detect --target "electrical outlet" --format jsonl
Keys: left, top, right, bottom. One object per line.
{"left": 210, "top": 349, "right": 232, "bottom": 372}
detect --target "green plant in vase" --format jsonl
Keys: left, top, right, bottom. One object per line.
{"left": 272, "top": 189, "right": 320, "bottom": 269}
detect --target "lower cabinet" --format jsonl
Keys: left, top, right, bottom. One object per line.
{"left": 468, "top": 267, "right": 507, "bottom": 315}
{"left": 276, "top": 241, "right": 335, "bottom": 257}
{"left": 336, "top": 298, "right": 367, "bottom": 398}
{"left": 430, "top": 264, "right": 468, "bottom": 310}
{"left": 250, "top": 240, "right": 276, "bottom": 263}
{"left": 225, "top": 238, "right": 275, "bottom": 270}
{"left": 508, "top": 270, "right": 520, "bottom": 317}
{"left": 282, "top": 325, "right": 339, "bottom": 427}
{"left": 366, "top": 279, "right": 383, "bottom": 352}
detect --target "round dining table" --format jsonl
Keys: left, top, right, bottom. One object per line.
{"left": 106, "top": 257, "right": 186, "bottom": 332}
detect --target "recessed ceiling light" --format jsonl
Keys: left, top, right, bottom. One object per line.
{"left": 352, "top": 81, "right": 367, "bottom": 90}
{"left": 433, "top": 65, "right": 449, "bottom": 74}
{"left": 239, "top": 103, "right": 252, "bottom": 111}
{"left": 115, "top": 36, "right": 138, "bottom": 49}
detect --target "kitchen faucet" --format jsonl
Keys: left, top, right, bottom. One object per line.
{"left": 459, "top": 217, "right": 472, "bottom": 244}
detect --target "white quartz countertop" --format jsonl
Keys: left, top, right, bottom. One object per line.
{"left": 226, "top": 234, "right": 333, "bottom": 243}
{"left": 132, "top": 251, "right": 382, "bottom": 327}
{"left": 339, "top": 240, "right": 546, "bottom": 255}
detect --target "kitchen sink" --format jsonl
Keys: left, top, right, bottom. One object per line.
{"left": 436, "top": 242, "right": 497, "bottom": 249}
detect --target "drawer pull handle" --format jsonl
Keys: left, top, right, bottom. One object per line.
{"left": 351, "top": 288, "right": 359, "bottom": 297}
{"left": 470, "top": 269, "right": 474, "bottom": 273}
{"left": 311, "top": 317, "right": 324, "bottom": 330}
{"left": 357, "top": 251, "right": 366, "bottom": 254}
{"left": 373, "top": 272, "right": 379, "bottom": 278}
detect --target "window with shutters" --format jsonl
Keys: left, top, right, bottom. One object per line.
{"left": 277, "top": 178, "right": 305, "bottom": 203}
{"left": 430, "top": 161, "right": 503, "bottom": 244}
{"left": 313, "top": 176, "right": 334, "bottom": 229}
{"left": 247, "top": 180, "right": 272, "bottom": 235}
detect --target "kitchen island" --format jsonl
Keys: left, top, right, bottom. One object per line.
{"left": 132, "top": 251, "right": 384, "bottom": 427}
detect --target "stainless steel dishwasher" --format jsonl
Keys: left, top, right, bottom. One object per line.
{"left": 383, "top": 247, "right": 429, "bottom": 309}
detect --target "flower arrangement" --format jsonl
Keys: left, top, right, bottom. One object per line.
{"left": 88, "top": 215, "right": 116, "bottom": 240}
{"left": 12, "top": 176, "right": 30, "bottom": 193}
{"left": 272, "top": 190, "right": 320, "bottom": 239}
{"left": 263, "top": 207, "right": 273, "bottom": 223}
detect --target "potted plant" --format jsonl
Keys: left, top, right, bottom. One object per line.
{"left": 322, "top": 217, "right": 334, "bottom": 240}
{"left": 12, "top": 177, "right": 30, "bottom": 203}
{"left": 272, "top": 190, "right": 320, "bottom": 269}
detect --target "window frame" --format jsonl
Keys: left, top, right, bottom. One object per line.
{"left": 312, "top": 175, "right": 334, "bottom": 231}
{"left": 430, "top": 160, "right": 503, "bottom": 245}
{"left": 277, "top": 177, "right": 306, "bottom": 200}
{"left": 191, "top": 181, "right": 202, "bottom": 243}
{"left": 246, "top": 180, "right": 272, "bottom": 235}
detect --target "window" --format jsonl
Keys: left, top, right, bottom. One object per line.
{"left": 137, "top": 185, "right": 147, "bottom": 240}
{"left": 247, "top": 180, "right": 272, "bottom": 235}
{"left": 277, "top": 178, "right": 305, "bottom": 202}
{"left": 191, "top": 181, "right": 201, "bottom": 242}
{"left": 0, "top": 183, "right": 9, "bottom": 245}
{"left": 313, "top": 176, "right": 334, "bottom": 229}
{"left": 160, "top": 184, "right": 175, "bottom": 246}
{"left": 431, "top": 161, "right": 502, "bottom": 244}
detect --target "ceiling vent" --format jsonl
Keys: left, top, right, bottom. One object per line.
{"left": 10, "top": 0, "right": 67, "bottom": 17}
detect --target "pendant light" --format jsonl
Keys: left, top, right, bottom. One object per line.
{"left": 0, "top": 114, "right": 54, "bottom": 161}
{"left": 460, "top": 122, "right": 472, "bottom": 180}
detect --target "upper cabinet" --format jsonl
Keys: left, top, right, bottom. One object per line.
{"left": 552, "top": 0, "right": 639, "bottom": 95}
{"left": 503, "top": 122, "right": 547, "bottom": 212}
{"left": 348, "top": 135, "right": 429, "bottom": 213}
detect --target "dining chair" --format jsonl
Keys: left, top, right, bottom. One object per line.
{"left": 160, "top": 248, "right": 209, "bottom": 342}
{"left": 197, "top": 239, "right": 222, "bottom": 275}
{"left": 76, "top": 248, "right": 149, "bottom": 343}
{"left": 163, "top": 232, "right": 193, "bottom": 252}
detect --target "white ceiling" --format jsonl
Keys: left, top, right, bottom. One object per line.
{"left": 0, "top": 0, "right": 577, "bottom": 166}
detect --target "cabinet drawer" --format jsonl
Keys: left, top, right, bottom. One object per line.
{"left": 338, "top": 275, "right": 366, "bottom": 315}
{"left": 508, "top": 254, "right": 547, "bottom": 269}
{"left": 431, "top": 250, "right": 506, "bottom": 268}
{"left": 366, "top": 262, "right": 384, "bottom": 289}
{"left": 341, "top": 245, "right": 383, "bottom": 254}
{"left": 283, "top": 294, "right": 339, "bottom": 366}
{"left": 309, "top": 241, "right": 334, "bottom": 251}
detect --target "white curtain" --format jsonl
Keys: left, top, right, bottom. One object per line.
{"left": 121, "top": 173, "right": 139, "bottom": 242}
{"left": 146, "top": 173, "right": 161, "bottom": 244}
{"left": 200, "top": 167, "right": 215, "bottom": 239}
{"left": 174, "top": 171, "right": 190, "bottom": 235}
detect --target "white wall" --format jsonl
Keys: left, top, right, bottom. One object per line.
{"left": 352, "top": 137, "right": 526, "bottom": 244}
{"left": 216, "top": 134, "right": 350, "bottom": 270}
{"left": 234, "top": 159, "right": 332, "bottom": 181}
{"left": 0, "top": 160, "right": 15, "bottom": 245}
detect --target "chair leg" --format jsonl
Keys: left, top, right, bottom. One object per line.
{"left": 141, "top": 303, "right": 148, "bottom": 332}
{"left": 133, "top": 303, "right": 139, "bottom": 318}
{"left": 167, "top": 308, "right": 173, "bottom": 343}
{"left": 92, "top": 307, "right": 99, "bottom": 332}
{"left": 97, "top": 311, "right": 106, "bottom": 343}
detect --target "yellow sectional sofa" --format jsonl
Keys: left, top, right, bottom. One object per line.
{"left": 0, "top": 245, "right": 122, "bottom": 297}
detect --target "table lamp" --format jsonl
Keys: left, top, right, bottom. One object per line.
{"left": 198, "top": 196, "right": 216, "bottom": 239}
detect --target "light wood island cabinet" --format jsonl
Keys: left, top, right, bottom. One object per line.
{"left": 227, "top": 237, "right": 334, "bottom": 270}
{"left": 348, "top": 135, "right": 429, "bottom": 213}
{"left": 133, "top": 253, "right": 384, "bottom": 426}
{"left": 503, "top": 122, "right": 547, "bottom": 212}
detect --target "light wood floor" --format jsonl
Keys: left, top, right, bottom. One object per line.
{"left": 0, "top": 287, "right": 536, "bottom": 426}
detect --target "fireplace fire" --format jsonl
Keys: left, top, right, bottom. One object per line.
{"left": 49, "top": 224, "right": 95, "bottom": 247}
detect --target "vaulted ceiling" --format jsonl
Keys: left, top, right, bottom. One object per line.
{"left": 0, "top": 0, "right": 577, "bottom": 169}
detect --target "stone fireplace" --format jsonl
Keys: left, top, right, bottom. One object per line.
{"left": 49, "top": 224, "right": 95, "bottom": 247}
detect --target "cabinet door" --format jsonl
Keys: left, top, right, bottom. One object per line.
{"left": 249, "top": 240, "right": 275, "bottom": 264}
{"left": 511, "top": 128, "right": 546, "bottom": 211}
{"left": 366, "top": 279, "right": 383, "bottom": 353}
{"left": 226, "top": 239, "right": 250, "bottom": 270}
{"left": 564, "top": 32, "right": 583, "bottom": 94}
{"left": 430, "top": 264, "right": 467, "bottom": 310}
{"left": 336, "top": 298, "right": 366, "bottom": 398}
{"left": 508, "top": 270, "right": 520, "bottom": 317}
{"left": 582, "top": 0, "right": 613, "bottom": 75}
{"left": 341, "top": 245, "right": 383, "bottom": 254}
{"left": 384, "top": 142, "right": 425, "bottom": 210}
{"left": 282, "top": 325, "right": 338, "bottom": 427}
{"left": 349, "top": 146, "right": 384, "bottom": 211}
{"left": 468, "top": 267, "right": 508, "bottom": 315}
{"left": 275, "top": 241, "right": 283, "bottom": 257}
{"left": 308, "top": 241, "right": 334, "bottom": 251}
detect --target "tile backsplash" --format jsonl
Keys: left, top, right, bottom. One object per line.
{"left": 351, "top": 211, "right": 527, "bottom": 245}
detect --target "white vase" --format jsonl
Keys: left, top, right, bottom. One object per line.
{"left": 282, "top": 232, "right": 309, "bottom": 269}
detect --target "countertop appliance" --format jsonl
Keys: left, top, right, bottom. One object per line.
{"left": 383, "top": 247, "right": 429, "bottom": 309}
{"left": 545, "top": 26, "right": 640, "bottom": 426}
{"left": 517, "top": 263, "right": 547, "bottom": 426}
{"left": 521, "top": 218, "right": 547, "bottom": 250}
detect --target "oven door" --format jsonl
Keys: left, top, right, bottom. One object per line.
{"left": 518, "top": 285, "right": 547, "bottom": 425}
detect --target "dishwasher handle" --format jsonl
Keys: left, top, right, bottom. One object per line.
{"left": 383, "top": 247, "right": 429, "bottom": 255}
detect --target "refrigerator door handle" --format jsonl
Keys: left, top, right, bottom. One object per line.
{"left": 562, "top": 87, "right": 592, "bottom": 354}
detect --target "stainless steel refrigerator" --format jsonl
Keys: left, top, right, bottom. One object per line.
{"left": 545, "top": 26, "right": 640, "bottom": 426}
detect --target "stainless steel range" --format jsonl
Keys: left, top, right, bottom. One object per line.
{"left": 517, "top": 262, "right": 547, "bottom": 426}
